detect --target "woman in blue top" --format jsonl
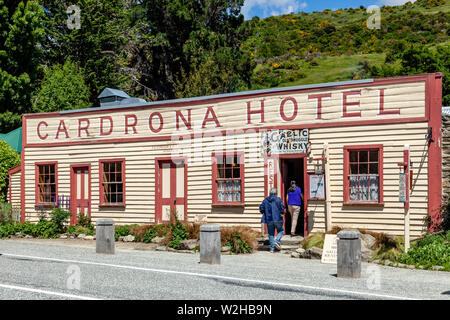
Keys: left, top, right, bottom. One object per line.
{"left": 286, "top": 180, "right": 303, "bottom": 236}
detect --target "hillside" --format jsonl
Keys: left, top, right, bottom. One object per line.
{"left": 244, "top": 0, "right": 449, "bottom": 90}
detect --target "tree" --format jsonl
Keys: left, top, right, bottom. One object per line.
{"left": 0, "top": 140, "right": 21, "bottom": 202}
{"left": 364, "top": 44, "right": 449, "bottom": 105}
{"left": 32, "top": 59, "right": 92, "bottom": 113}
{"left": 126, "top": 0, "right": 254, "bottom": 100}
{"left": 40, "top": 0, "right": 129, "bottom": 105}
{"left": 0, "top": 0, "right": 45, "bottom": 133}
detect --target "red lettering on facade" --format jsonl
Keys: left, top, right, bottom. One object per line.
{"left": 342, "top": 91, "right": 361, "bottom": 118}
{"left": 202, "top": 106, "right": 222, "bottom": 128}
{"left": 176, "top": 109, "right": 192, "bottom": 130}
{"left": 309, "top": 93, "right": 331, "bottom": 120}
{"left": 37, "top": 121, "right": 48, "bottom": 140}
{"left": 125, "top": 114, "right": 138, "bottom": 134}
{"left": 378, "top": 88, "right": 400, "bottom": 115}
{"left": 247, "top": 100, "right": 265, "bottom": 124}
{"left": 149, "top": 112, "right": 163, "bottom": 133}
{"left": 55, "top": 120, "right": 69, "bottom": 139}
{"left": 100, "top": 116, "right": 113, "bottom": 136}
{"left": 78, "top": 118, "right": 90, "bottom": 137}
{"left": 279, "top": 97, "right": 298, "bottom": 121}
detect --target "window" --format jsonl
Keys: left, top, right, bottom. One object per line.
{"left": 212, "top": 152, "right": 245, "bottom": 205}
{"left": 344, "top": 145, "right": 383, "bottom": 204}
{"left": 99, "top": 159, "right": 125, "bottom": 206}
{"left": 35, "top": 162, "right": 57, "bottom": 205}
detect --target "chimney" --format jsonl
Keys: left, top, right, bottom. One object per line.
{"left": 98, "top": 88, "right": 147, "bottom": 108}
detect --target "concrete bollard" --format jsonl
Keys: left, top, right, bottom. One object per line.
{"left": 337, "top": 229, "right": 361, "bottom": 278}
{"left": 200, "top": 224, "right": 221, "bottom": 264}
{"left": 96, "top": 219, "right": 115, "bottom": 254}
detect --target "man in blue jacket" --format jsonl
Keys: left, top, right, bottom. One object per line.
{"left": 260, "top": 188, "right": 285, "bottom": 253}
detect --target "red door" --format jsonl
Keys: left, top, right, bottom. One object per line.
{"left": 70, "top": 165, "right": 91, "bottom": 225}
{"left": 156, "top": 159, "right": 186, "bottom": 223}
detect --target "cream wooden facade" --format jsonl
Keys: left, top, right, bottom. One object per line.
{"left": 16, "top": 74, "right": 443, "bottom": 237}
{"left": 8, "top": 169, "right": 21, "bottom": 206}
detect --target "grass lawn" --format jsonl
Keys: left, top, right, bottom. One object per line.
{"left": 273, "top": 53, "right": 385, "bottom": 88}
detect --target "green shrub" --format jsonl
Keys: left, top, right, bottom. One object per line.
{"left": 114, "top": 224, "right": 138, "bottom": 240}
{"left": 49, "top": 208, "right": 72, "bottom": 233}
{"left": 0, "top": 222, "right": 15, "bottom": 238}
{"left": 33, "top": 220, "right": 58, "bottom": 238}
{"left": 0, "top": 140, "right": 21, "bottom": 202}
{"left": 397, "top": 232, "right": 450, "bottom": 269}
{"left": 168, "top": 221, "right": 188, "bottom": 249}
{"left": 0, "top": 202, "right": 13, "bottom": 223}
{"left": 77, "top": 213, "right": 94, "bottom": 230}
{"left": 142, "top": 228, "right": 158, "bottom": 243}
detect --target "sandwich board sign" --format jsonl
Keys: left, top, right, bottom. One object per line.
{"left": 321, "top": 234, "right": 338, "bottom": 264}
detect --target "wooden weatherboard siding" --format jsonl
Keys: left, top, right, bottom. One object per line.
{"left": 20, "top": 74, "right": 442, "bottom": 237}
{"left": 8, "top": 167, "right": 21, "bottom": 206}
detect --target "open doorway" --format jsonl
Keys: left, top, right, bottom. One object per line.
{"left": 280, "top": 157, "right": 306, "bottom": 237}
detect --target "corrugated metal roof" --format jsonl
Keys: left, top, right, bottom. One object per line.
{"left": 61, "top": 78, "right": 375, "bottom": 115}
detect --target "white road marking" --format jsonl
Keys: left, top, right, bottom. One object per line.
{"left": 0, "top": 283, "right": 99, "bottom": 300}
{"left": 1, "top": 253, "right": 416, "bottom": 300}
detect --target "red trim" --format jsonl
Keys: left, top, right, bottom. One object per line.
{"left": 154, "top": 157, "right": 188, "bottom": 223}
{"left": 34, "top": 161, "right": 58, "bottom": 206}
{"left": 278, "top": 154, "right": 308, "bottom": 237}
{"left": 427, "top": 73, "right": 443, "bottom": 231}
{"left": 211, "top": 151, "right": 245, "bottom": 206}
{"left": 7, "top": 165, "right": 21, "bottom": 175}
{"left": 21, "top": 114, "right": 26, "bottom": 222}
{"left": 8, "top": 174, "right": 11, "bottom": 203}
{"left": 70, "top": 164, "right": 92, "bottom": 225}
{"left": 343, "top": 145, "right": 383, "bottom": 205}
{"left": 98, "top": 158, "right": 126, "bottom": 207}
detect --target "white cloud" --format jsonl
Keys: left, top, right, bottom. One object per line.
{"left": 378, "top": 0, "right": 417, "bottom": 6}
{"left": 242, "top": 0, "right": 308, "bottom": 19}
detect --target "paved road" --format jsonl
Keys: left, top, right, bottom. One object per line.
{"left": 0, "top": 239, "right": 448, "bottom": 300}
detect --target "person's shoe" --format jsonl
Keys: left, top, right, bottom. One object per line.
{"left": 274, "top": 242, "right": 282, "bottom": 251}
{"left": 269, "top": 249, "right": 275, "bottom": 253}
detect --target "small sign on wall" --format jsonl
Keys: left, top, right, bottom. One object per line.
{"left": 321, "top": 234, "right": 338, "bottom": 264}
{"left": 399, "top": 173, "right": 407, "bottom": 203}
{"left": 309, "top": 173, "right": 325, "bottom": 200}
{"left": 261, "top": 129, "right": 309, "bottom": 155}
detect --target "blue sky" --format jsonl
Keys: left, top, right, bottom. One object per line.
{"left": 242, "top": 0, "right": 416, "bottom": 20}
